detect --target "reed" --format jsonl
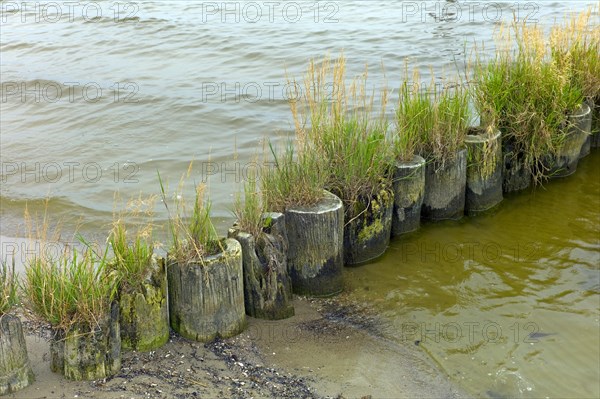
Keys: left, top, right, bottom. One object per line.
{"left": 550, "top": 7, "right": 600, "bottom": 101}
{"left": 290, "top": 55, "right": 392, "bottom": 218}
{"left": 233, "top": 168, "right": 264, "bottom": 238}
{"left": 0, "top": 259, "right": 18, "bottom": 315}
{"left": 108, "top": 195, "right": 156, "bottom": 294}
{"left": 395, "top": 67, "right": 432, "bottom": 162}
{"left": 20, "top": 205, "right": 117, "bottom": 332}
{"left": 261, "top": 140, "right": 327, "bottom": 213}
{"left": 472, "top": 19, "right": 584, "bottom": 183}
{"left": 158, "top": 167, "right": 221, "bottom": 264}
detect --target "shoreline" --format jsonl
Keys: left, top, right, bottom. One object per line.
{"left": 6, "top": 297, "right": 468, "bottom": 399}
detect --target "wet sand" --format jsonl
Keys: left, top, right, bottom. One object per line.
{"left": 6, "top": 298, "right": 467, "bottom": 399}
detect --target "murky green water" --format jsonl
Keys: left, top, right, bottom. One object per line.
{"left": 344, "top": 151, "right": 600, "bottom": 398}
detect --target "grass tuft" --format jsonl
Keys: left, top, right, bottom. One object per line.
{"left": 233, "top": 166, "right": 264, "bottom": 238}
{"left": 108, "top": 195, "right": 156, "bottom": 294}
{"left": 158, "top": 165, "right": 222, "bottom": 264}
{"left": 22, "top": 246, "right": 118, "bottom": 333}
{"left": 395, "top": 66, "right": 431, "bottom": 162}
{"left": 397, "top": 66, "right": 469, "bottom": 168}
{"left": 289, "top": 55, "right": 393, "bottom": 218}
{"left": 470, "top": 16, "right": 588, "bottom": 184}
{"left": 261, "top": 140, "right": 327, "bottom": 213}
{"left": 0, "top": 258, "right": 18, "bottom": 315}
{"left": 550, "top": 7, "right": 600, "bottom": 101}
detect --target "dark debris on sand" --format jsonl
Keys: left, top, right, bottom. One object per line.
{"left": 85, "top": 331, "right": 320, "bottom": 399}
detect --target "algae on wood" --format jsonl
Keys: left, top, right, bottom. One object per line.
{"left": 50, "top": 302, "right": 121, "bottom": 381}
{"left": 229, "top": 212, "right": 294, "bottom": 320}
{"left": 344, "top": 188, "right": 394, "bottom": 265}
{"left": 167, "top": 238, "right": 246, "bottom": 342}
{"left": 119, "top": 257, "right": 169, "bottom": 352}
{"left": 0, "top": 315, "right": 34, "bottom": 395}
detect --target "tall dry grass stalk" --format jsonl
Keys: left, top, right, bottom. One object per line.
{"left": 471, "top": 15, "right": 586, "bottom": 184}
{"left": 550, "top": 7, "right": 600, "bottom": 100}
{"left": 289, "top": 55, "right": 392, "bottom": 218}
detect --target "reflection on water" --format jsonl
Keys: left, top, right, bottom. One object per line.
{"left": 344, "top": 152, "right": 600, "bottom": 398}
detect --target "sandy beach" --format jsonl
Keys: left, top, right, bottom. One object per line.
{"left": 5, "top": 297, "right": 467, "bottom": 399}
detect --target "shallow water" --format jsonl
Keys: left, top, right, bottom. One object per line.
{"left": 1, "top": 1, "right": 599, "bottom": 397}
{"left": 344, "top": 151, "right": 600, "bottom": 399}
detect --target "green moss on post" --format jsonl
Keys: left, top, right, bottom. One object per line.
{"left": 50, "top": 302, "right": 121, "bottom": 381}
{"left": 344, "top": 187, "right": 394, "bottom": 265}
{"left": 119, "top": 257, "right": 169, "bottom": 352}
{"left": 0, "top": 315, "right": 34, "bottom": 395}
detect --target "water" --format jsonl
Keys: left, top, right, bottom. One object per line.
{"left": 344, "top": 152, "right": 600, "bottom": 398}
{"left": 1, "top": 1, "right": 599, "bottom": 397}
{"left": 2, "top": 1, "right": 596, "bottom": 232}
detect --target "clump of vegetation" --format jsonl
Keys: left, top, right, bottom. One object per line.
{"left": 22, "top": 247, "right": 118, "bottom": 333}
{"left": 0, "top": 259, "right": 18, "bottom": 315}
{"left": 397, "top": 66, "right": 469, "bottom": 167}
{"left": 20, "top": 204, "right": 118, "bottom": 333}
{"left": 261, "top": 140, "right": 327, "bottom": 213}
{"left": 395, "top": 67, "right": 432, "bottom": 162}
{"left": 513, "top": 20, "right": 582, "bottom": 181}
{"left": 289, "top": 55, "right": 392, "bottom": 218}
{"left": 108, "top": 195, "right": 156, "bottom": 294}
{"left": 469, "top": 37, "right": 511, "bottom": 133}
{"left": 466, "top": 126, "right": 501, "bottom": 179}
{"left": 420, "top": 78, "right": 469, "bottom": 166}
{"left": 233, "top": 167, "right": 264, "bottom": 238}
{"left": 550, "top": 8, "right": 600, "bottom": 103}
{"left": 158, "top": 166, "right": 221, "bottom": 264}
{"left": 471, "top": 19, "right": 584, "bottom": 183}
